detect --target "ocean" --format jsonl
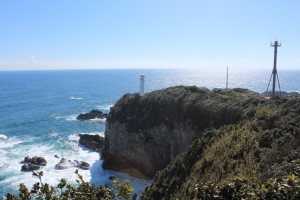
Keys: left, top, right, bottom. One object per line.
{"left": 0, "top": 68, "right": 299, "bottom": 197}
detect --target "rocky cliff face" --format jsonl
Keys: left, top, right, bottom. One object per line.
{"left": 142, "top": 92, "right": 300, "bottom": 199}
{"left": 102, "top": 86, "right": 261, "bottom": 178}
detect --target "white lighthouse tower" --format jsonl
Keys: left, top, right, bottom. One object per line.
{"left": 139, "top": 74, "right": 145, "bottom": 96}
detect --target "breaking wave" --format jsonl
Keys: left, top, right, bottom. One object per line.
{"left": 0, "top": 134, "right": 7, "bottom": 140}
{"left": 70, "top": 96, "right": 84, "bottom": 100}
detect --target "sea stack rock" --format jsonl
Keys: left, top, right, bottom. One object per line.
{"left": 21, "top": 163, "right": 41, "bottom": 171}
{"left": 102, "top": 86, "right": 261, "bottom": 178}
{"left": 79, "top": 134, "right": 104, "bottom": 150}
{"left": 78, "top": 161, "right": 90, "bottom": 170}
{"left": 77, "top": 110, "right": 108, "bottom": 120}
{"left": 54, "top": 158, "right": 69, "bottom": 170}
{"left": 21, "top": 156, "right": 47, "bottom": 171}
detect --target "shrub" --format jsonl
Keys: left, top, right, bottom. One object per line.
{"left": 194, "top": 173, "right": 300, "bottom": 200}
{"left": 4, "top": 170, "right": 137, "bottom": 200}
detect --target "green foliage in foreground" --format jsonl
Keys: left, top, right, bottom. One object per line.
{"left": 4, "top": 170, "right": 300, "bottom": 200}
{"left": 140, "top": 171, "right": 300, "bottom": 199}
{"left": 4, "top": 170, "right": 136, "bottom": 200}
{"left": 192, "top": 173, "right": 300, "bottom": 200}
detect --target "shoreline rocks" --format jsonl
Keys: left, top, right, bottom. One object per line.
{"left": 78, "top": 161, "right": 90, "bottom": 170}
{"left": 54, "top": 158, "right": 91, "bottom": 170}
{"left": 54, "top": 158, "right": 69, "bottom": 170}
{"left": 21, "top": 134, "right": 97, "bottom": 172}
{"left": 21, "top": 164, "right": 41, "bottom": 171}
{"left": 77, "top": 110, "right": 107, "bottom": 120}
{"left": 21, "top": 156, "right": 47, "bottom": 171}
{"left": 79, "top": 134, "right": 104, "bottom": 150}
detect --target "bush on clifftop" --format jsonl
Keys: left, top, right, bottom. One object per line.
{"left": 5, "top": 170, "right": 136, "bottom": 200}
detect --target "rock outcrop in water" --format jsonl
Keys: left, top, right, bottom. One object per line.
{"left": 21, "top": 156, "right": 47, "bottom": 171}
{"left": 79, "top": 134, "right": 104, "bottom": 151}
{"left": 77, "top": 110, "right": 107, "bottom": 120}
{"left": 102, "top": 86, "right": 261, "bottom": 178}
{"left": 78, "top": 161, "right": 90, "bottom": 170}
{"left": 54, "top": 158, "right": 91, "bottom": 170}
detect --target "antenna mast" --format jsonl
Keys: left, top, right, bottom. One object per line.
{"left": 266, "top": 40, "right": 282, "bottom": 99}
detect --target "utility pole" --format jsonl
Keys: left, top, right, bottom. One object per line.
{"left": 266, "top": 40, "right": 282, "bottom": 99}
{"left": 226, "top": 66, "right": 228, "bottom": 90}
{"left": 139, "top": 74, "right": 145, "bottom": 96}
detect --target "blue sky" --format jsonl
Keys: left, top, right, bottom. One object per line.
{"left": 0, "top": 0, "right": 299, "bottom": 70}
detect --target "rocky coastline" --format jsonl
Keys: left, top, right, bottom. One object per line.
{"left": 79, "top": 133, "right": 104, "bottom": 151}
{"left": 102, "top": 86, "right": 261, "bottom": 178}
{"left": 20, "top": 134, "right": 104, "bottom": 172}
{"left": 101, "top": 85, "right": 300, "bottom": 199}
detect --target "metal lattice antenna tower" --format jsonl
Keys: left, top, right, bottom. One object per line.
{"left": 266, "top": 40, "right": 282, "bottom": 99}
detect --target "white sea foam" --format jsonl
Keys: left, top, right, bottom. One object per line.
{"left": 68, "top": 134, "right": 80, "bottom": 141}
{"left": 66, "top": 115, "right": 77, "bottom": 121}
{"left": 70, "top": 96, "right": 84, "bottom": 100}
{"left": 0, "top": 149, "right": 8, "bottom": 169}
{"left": 90, "top": 118, "right": 106, "bottom": 122}
{"left": 0, "top": 132, "right": 150, "bottom": 196}
{"left": 53, "top": 116, "right": 63, "bottom": 120}
{"left": 0, "top": 136, "right": 23, "bottom": 148}
{"left": 0, "top": 134, "right": 7, "bottom": 140}
{"left": 0, "top": 137, "right": 101, "bottom": 192}
{"left": 53, "top": 114, "right": 78, "bottom": 121}
{"left": 50, "top": 132, "right": 58, "bottom": 137}
{"left": 96, "top": 104, "right": 114, "bottom": 111}
{"left": 67, "top": 135, "right": 80, "bottom": 150}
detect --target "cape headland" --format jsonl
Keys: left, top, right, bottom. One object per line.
{"left": 102, "top": 85, "right": 300, "bottom": 199}
{"left": 102, "top": 86, "right": 261, "bottom": 178}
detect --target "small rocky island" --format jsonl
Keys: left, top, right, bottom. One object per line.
{"left": 21, "top": 156, "right": 47, "bottom": 171}
{"left": 77, "top": 110, "right": 107, "bottom": 120}
{"left": 79, "top": 133, "right": 104, "bottom": 151}
{"left": 102, "top": 86, "right": 300, "bottom": 199}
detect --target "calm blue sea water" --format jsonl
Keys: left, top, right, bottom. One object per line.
{"left": 0, "top": 68, "right": 299, "bottom": 197}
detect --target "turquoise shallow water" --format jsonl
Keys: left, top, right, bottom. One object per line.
{"left": 0, "top": 68, "right": 299, "bottom": 196}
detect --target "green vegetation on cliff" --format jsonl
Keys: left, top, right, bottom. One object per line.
{"left": 141, "top": 87, "right": 300, "bottom": 199}
{"left": 107, "top": 86, "right": 261, "bottom": 133}
{"left": 103, "top": 86, "right": 266, "bottom": 178}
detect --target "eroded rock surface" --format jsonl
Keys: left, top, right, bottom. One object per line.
{"left": 21, "top": 156, "right": 47, "bottom": 171}
{"left": 79, "top": 134, "right": 104, "bottom": 150}
{"left": 102, "top": 86, "right": 261, "bottom": 178}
